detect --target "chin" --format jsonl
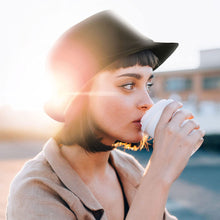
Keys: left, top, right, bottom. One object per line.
{"left": 120, "top": 132, "right": 143, "bottom": 144}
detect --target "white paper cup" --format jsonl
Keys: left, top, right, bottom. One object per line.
{"left": 141, "top": 99, "right": 202, "bottom": 156}
{"left": 141, "top": 99, "right": 174, "bottom": 138}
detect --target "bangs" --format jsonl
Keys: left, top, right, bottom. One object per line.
{"left": 105, "top": 50, "right": 159, "bottom": 71}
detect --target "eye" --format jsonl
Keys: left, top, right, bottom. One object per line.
{"left": 146, "top": 82, "right": 154, "bottom": 91}
{"left": 120, "top": 82, "right": 135, "bottom": 90}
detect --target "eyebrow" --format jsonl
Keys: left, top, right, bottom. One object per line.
{"left": 117, "top": 73, "right": 154, "bottom": 80}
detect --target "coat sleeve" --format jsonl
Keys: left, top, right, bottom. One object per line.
{"left": 113, "top": 150, "right": 178, "bottom": 220}
{"left": 7, "top": 175, "right": 77, "bottom": 220}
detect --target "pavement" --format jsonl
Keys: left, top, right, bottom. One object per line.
{"left": 0, "top": 140, "right": 220, "bottom": 220}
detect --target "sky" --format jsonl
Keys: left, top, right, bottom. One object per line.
{"left": 1, "top": 0, "right": 220, "bottom": 111}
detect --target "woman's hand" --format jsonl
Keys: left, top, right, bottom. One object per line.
{"left": 150, "top": 101, "right": 205, "bottom": 186}
{"left": 127, "top": 101, "right": 205, "bottom": 220}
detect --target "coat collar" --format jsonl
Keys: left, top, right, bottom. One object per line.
{"left": 43, "top": 138, "right": 143, "bottom": 214}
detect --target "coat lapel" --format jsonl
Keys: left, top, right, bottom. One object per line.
{"left": 43, "top": 139, "right": 144, "bottom": 219}
{"left": 109, "top": 149, "right": 144, "bottom": 206}
{"left": 43, "top": 138, "right": 107, "bottom": 219}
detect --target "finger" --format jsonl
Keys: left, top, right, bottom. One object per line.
{"left": 181, "top": 119, "right": 200, "bottom": 135}
{"left": 188, "top": 128, "right": 206, "bottom": 142}
{"left": 158, "top": 101, "right": 183, "bottom": 125}
{"left": 170, "top": 109, "right": 194, "bottom": 127}
{"left": 191, "top": 137, "right": 204, "bottom": 156}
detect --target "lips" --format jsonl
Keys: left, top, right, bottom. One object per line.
{"left": 132, "top": 116, "right": 143, "bottom": 123}
{"left": 133, "top": 119, "right": 141, "bottom": 123}
{"left": 132, "top": 118, "right": 142, "bottom": 129}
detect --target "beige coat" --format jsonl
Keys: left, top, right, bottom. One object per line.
{"left": 7, "top": 138, "right": 177, "bottom": 220}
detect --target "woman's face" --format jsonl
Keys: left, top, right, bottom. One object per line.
{"left": 88, "top": 65, "right": 154, "bottom": 145}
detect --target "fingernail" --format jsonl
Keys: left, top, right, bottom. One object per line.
{"left": 188, "top": 115, "right": 194, "bottom": 119}
{"left": 178, "top": 101, "right": 183, "bottom": 107}
{"left": 195, "top": 124, "right": 200, "bottom": 129}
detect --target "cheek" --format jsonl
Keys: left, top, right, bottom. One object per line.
{"left": 90, "top": 94, "right": 133, "bottom": 126}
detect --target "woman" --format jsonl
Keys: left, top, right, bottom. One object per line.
{"left": 7, "top": 11, "right": 205, "bottom": 220}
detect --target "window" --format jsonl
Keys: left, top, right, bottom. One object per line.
{"left": 203, "top": 76, "right": 220, "bottom": 90}
{"left": 165, "top": 77, "right": 192, "bottom": 92}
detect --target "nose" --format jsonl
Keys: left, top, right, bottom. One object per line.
{"left": 137, "top": 92, "right": 154, "bottom": 112}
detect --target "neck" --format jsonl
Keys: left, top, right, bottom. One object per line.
{"left": 60, "top": 144, "right": 112, "bottom": 183}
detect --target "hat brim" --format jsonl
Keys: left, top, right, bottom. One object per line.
{"left": 104, "top": 41, "right": 179, "bottom": 71}
{"left": 149, "top": 42, "right": 179, "bottom": 70}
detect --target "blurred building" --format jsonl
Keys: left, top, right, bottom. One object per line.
{"left": 153, "top": 48, "right": 220, "bottom": 105}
